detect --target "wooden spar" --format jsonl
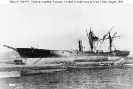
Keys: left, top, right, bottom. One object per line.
{"left": 86, "top": 28, "right": 99, "bottom": 52}
{"left": 99, "top": 28, "right": 121, "bottom": 52}
{"left": 3, "top": 45, "right": 17, "bottom": 51}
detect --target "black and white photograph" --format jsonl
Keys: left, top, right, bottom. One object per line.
{"left": 0, "top": 0, "right": 133, "bottom": 89}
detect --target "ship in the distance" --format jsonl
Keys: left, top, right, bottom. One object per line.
{"left": 3, "top": 28, "right": 130, "bottom": 65}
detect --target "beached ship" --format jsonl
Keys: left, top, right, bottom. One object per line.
{"left": 3, "top": 28, "right": 130, "bottom": 63}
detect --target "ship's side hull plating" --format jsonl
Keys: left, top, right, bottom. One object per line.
{"left": 16, "top": 48, "right": 130, "bottom": 59}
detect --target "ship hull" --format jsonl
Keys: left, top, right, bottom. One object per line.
{"left": 3, "top": 45, "right": 130, "bottom": 62}
{"left": 16, "top": 48, "right": 130, "bottom": 59}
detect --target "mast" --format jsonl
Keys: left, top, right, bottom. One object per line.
{"left": 100, "top": 27, "right": 120, "bottom": 52}
{"left": 86, "top": 28, "right": 99, "bottom": 52}
{"left": 109, "top": 32, "right": 112, "bottom": 52}
{"left": 86, "top": 29, "right": 93, "bottom": 52}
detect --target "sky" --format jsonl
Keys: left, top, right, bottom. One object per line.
{"left": 0, "top": 3, "right": 133, "bottom": 55}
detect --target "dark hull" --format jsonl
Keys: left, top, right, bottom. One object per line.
{"left": 15, "top": 48, "right": 130, "bottom": 58}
